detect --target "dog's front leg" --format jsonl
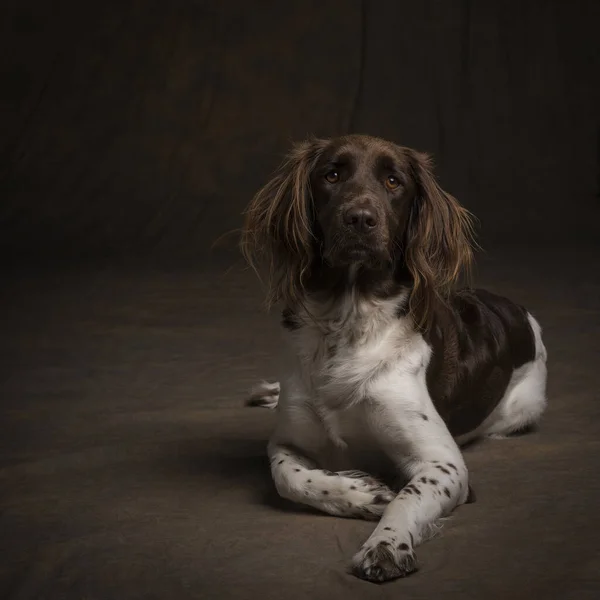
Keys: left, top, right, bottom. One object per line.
{"left": 268, "top": 441, "right": 394, "bottom": 520}
{"left": 351, "top": 378, "right": 469, "bottom": 583}
{"left": 268, "top": 379, "right": 395, "bottom": 520}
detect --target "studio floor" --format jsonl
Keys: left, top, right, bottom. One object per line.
{"left": 1, "top": 247, "right": 599, "bottom": 600}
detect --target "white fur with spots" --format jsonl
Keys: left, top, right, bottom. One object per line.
{"left": 248, "top": 294, "right": 547, "bottom": 582}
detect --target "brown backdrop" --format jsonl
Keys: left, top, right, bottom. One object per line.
{"left": 1, "top": 4, "right": 600, "bottom": 600}
{"left": 1, "top": 0, "right": 599, "bottom": 263}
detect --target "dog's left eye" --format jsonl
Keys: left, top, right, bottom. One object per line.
{"left": 325, "top": 170, "right": 340, "bottom": 183}
{"left": 385, "top": 175, "right": 400, "bottom": 190}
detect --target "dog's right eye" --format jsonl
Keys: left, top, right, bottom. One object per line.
{"left": 325, "top": 170, "right": 339, "bottom": 183}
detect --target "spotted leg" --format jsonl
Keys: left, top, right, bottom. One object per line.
{"left": 351, "top": 378, "right": 470, "bottom": 582}
{"left": 268, "top": 381, "right": 395, "bottom": 520}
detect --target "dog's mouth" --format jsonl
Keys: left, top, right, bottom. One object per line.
{"left": 344, "top": 246, "right": 372, "bottom": 260}
{"left": 332, "top": 242, "right": 388, "bottom": 267}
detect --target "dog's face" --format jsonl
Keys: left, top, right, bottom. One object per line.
{"left": 242, "top": 134, "right": 475, "bottom": 327}
{"left": 309, "top": 137, "right": 417, "bottom": 269}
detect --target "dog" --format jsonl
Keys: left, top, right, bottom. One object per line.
{"left": 240, "top": 134, "right": 548, "bottom": 583}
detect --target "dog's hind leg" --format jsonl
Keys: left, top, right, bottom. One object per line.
{"left": 246, "top": 380, "right": 280, "bottom": 408}
{"left": 484, "top": 314, "right": 548, "bottom": 438}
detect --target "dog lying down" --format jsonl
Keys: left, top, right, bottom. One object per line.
{"left": 241, "top": 134, "right": 548, "bottom": 583}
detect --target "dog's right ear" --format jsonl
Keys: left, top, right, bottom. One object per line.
{"left": 241, "top": 137, "right": 328, "bottom": 309}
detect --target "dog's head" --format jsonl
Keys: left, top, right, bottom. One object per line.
{"left": 241, "top": 135, "right": 475, "bottom": 328}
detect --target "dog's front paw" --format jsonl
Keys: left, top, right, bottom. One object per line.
{"left": 334, "top": 471, "right": 395, "bottom": 520}
{"left": 306, "top": 470, "right": 395, "bottom": 520}
{"left": 351, "top": 539, "right": 417, "bottom": 583}
{"left": 336, "top": 471, "right": 394, "bottom": 498}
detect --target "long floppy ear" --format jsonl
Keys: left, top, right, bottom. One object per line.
{"left": 240, "top": 137, "right": 328, "bottom": 309}
{"left": 405, "top": 151, "right": 477, "bottom": 330}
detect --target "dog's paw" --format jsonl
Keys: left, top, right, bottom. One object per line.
{"left": 246, "top": 381, "right": 280, "bottom": 408}
{"left": 337, "top": 470, "right": 391, "bottom": 490}
{"left": 316, "top": 471, "right": 395, "bottom": 520}
{"left": 351, "top": 538, "right": 418, "bottom": 583}
{"left": 337, "top": 470, "right": 395, "bottom": 500}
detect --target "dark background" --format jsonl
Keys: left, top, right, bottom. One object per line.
{"left": 2, "top": 0, "right": 599, "bottom": 263}
{"left": 1, "top": 2, "right": 599, "bottom": 599}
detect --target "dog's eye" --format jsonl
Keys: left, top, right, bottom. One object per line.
{"left": 385, "top": 175, "right": 400, "bottom": 190}
{"left": 325, "top": 170, "right": 340, "bottom": 183}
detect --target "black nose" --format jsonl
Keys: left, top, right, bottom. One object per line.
{"left": 344, "top": 207, "right": 378, "bottom": 233}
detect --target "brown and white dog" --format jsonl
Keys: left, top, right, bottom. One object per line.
{"left": 241, "top": 135, "right": 548, "bottom": 583}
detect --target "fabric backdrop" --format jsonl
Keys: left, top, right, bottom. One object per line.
{"left": 1, "top": 0, "right": 599, "bottom": 264}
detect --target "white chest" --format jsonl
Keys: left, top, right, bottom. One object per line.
{"left": 288, "top": 302, "right": 425, "bottom": 408}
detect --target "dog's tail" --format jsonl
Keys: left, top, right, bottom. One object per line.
{"left": 245, "top": 380, "right": 280, "bottom": 409}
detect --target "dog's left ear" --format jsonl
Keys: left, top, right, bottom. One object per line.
{"left": 405, "top": 151, "right": 476, "bottom": 329}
